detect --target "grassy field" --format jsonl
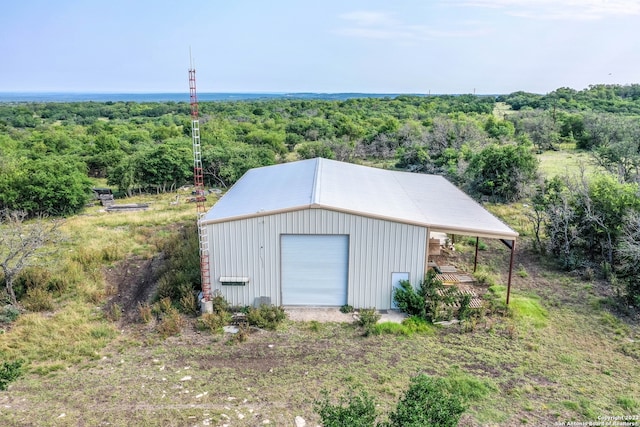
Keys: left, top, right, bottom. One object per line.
{"left": 536, "top": 143, "right": 597, "bottom": 179}
{"left": 1, "top": 166, "right": 639, "bottom": 426}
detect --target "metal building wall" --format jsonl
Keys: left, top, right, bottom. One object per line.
{"left": 206, "top": 208, "right": 428, "bottom": 309}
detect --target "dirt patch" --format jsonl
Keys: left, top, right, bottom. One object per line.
{"left": 103, "top": 254, "right": 165, "bottom": 324}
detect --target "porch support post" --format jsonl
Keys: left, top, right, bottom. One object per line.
{"left": 506, "top": 239, "right": 516, "bottom": 305}
{"left": 473, "top": 236, "right": 479, "bottom": 273}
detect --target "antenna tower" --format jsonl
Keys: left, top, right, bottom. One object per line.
{"left": 189, "top": 60, "right": 211, "bottom": 303}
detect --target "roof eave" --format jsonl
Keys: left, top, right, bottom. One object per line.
{"left": 201, "top": 204, "right": 314, "bottom": 225}
{"left": 429, "top": 226, "right": 518, "bottom": 241}
{"left": 203, "top": 204, "right": 518, "bottom": 240}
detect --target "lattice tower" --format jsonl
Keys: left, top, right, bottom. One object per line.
{"left": 189, "top": 67, "right": 211, "bottom": 302}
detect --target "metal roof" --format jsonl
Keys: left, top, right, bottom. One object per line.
{"left": 203, "top": 158, "right": 518, "bottom": 240}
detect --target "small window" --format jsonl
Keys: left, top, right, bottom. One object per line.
{"left": 219, "top": 276, "right": 249, "bottom": 286}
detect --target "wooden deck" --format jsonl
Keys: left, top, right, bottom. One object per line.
{"left": 431, "top": 263, "right": 485, "bottom": 310}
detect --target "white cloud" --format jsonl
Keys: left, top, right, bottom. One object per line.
{"left": 336, "top": 10, "right": 488, "bottom": 42}
{"left": 456, "top": 0, "right": 640, "bottom": 20}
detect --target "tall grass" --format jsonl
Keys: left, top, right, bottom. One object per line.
{"left": 0, "top": 192, "right": 207, "bottom": 373}
{"left": 0, "top": 301, "right": 115, "bottom": 372}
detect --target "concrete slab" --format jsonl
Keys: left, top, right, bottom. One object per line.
{"left": 284, "top": 307, "right": 407, "bottom": 324}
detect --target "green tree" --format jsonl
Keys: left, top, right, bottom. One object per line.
{"left": 466, "top": 142, "right": 538, "bottom": 202}
{"left": 539, "top": 172, "right": 640, "bottom": 273}
{"left": 558, "top": 113, "right": 587, "bottom": 145}
{"left": 295, "top": 141, "right": 335, "bottom": 160}
{"left": 203, "top": 141, "right": 275, "bottom": 188}
{"left": 135, "top": 138, "right": 193, "bottom": 193}
{"left": 510, "top": 111, "right": 559, "bottom": 151}
{"left": 151, "top": 124, "right": 182, "bottom": 142}
{"left": 484, "top": 115, "right": 515, "bottom": 139}
{"left": 86, "top": 132, "right": 127, "bottom": 178}
{"left": 592, "top": 139, "right": 640, "bottom": 183}
{"left": 244, "top": 128, "right": 287, "bottom": 155}
{"left": 107, "top": 156, "right": 140, "bottom": 196}
{"left": 575, "top": 174, "right": 640, "bottom": 265}
{"left": 0, "top": 156, "right": 92, "bottom": 216}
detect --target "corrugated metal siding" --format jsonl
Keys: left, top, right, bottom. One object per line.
{"left": 207, "top": 208, "right": 427, "bottom": 309}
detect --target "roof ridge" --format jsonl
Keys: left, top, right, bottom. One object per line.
{"left": 310, "top": 157, "right": 322, "bottom": 205}
{"left": 390, "top": 169, "right": 431, "bottom": 224}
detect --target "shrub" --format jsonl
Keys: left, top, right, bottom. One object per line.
{"left": 196, "top": 311, "right": 232, "bottom": 334}
{"left": 473, "top": 267, "right": 499, "bottom": 286}
{"left": 484, "top": 285, "right": 508, "bottom": 315}
{"left": 246, "top": 305, "right": 287, "bottom": 330}
{"left": 156, "top": 306, "right": 185, "bottom": 337}
{"left": 178, "top": 284, "right": 198, "bottom": 316}
{"left": 314, "top": 388, "right": 377, "bottom": 427}
{"left": 22, "top": 287, "right": 54, "bottom": 312}
{"left": 0, "top": 305, "right": 20, "bottom": 324}
{"left": 152, "top": 224, "right": 201, "bottom": 314}
{"left": 340, "top": 304, "right": 354, "bottom": 313}
{"left": 393, "top": 280, "right": 426, "bottom": 318}
{"left": 457, "top": 294, "right": 473, "bottom": 321}
{"left": 393, "top": 271, "right": 467, "bottom": 322}
{"left": 152, "top": 298, "right": 186, "bottom": 337}
{"left": 227, "top": 324, "right": 249, "bottom": 345}
{"left": 0, "top": 359, "right": 23, "bottom": 391}
{"left": 210, "top": 290, "right": 230, "bottom": 314}
{"left": 463, "top": 237, "right": 487, "bottom": 250}
{"left": 157, "top": 297, "right": 172, "bottom": 314}
{"left": 385, "top": 374, "right": 467, "bottom": 427}
{"left": 138, "top": 302, "right": 152, "bottom": 323}
{"left": 0, "top": 155, "right": 92, "bottom": 216}
{"left": 356, "top": 308, "right": 381, "bottom": 336}
{"left": 12, "top": 266, "right": 52, "bottom": 301}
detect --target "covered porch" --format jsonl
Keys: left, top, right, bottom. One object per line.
{"left": 427, "top": 231, "right": 517, "bottom": 306}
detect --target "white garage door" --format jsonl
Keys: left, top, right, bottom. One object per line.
{"left": 281, "top": 235, "right": 348, "bottom": 306}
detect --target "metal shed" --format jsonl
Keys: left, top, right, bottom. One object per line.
{"left": 201, "top": 158, "right": 518, "bottom": 309}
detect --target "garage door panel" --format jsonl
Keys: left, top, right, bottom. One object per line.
{"left": 281, "top": 235, "right": 348, "bottom": 306}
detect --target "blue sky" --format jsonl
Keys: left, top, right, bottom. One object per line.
{"left": 0, "top": 0, "right": 638, "bottom": 94}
